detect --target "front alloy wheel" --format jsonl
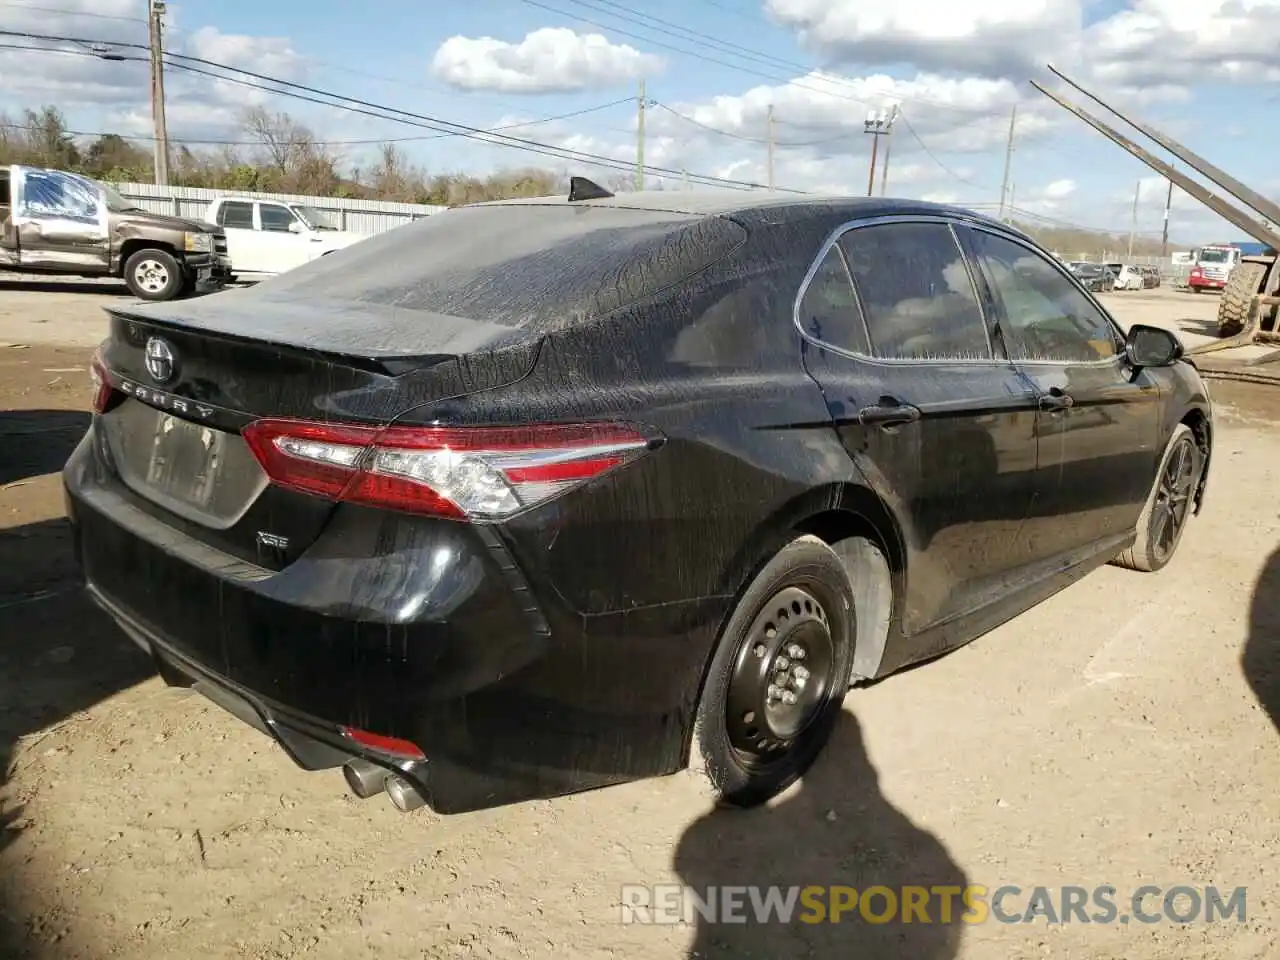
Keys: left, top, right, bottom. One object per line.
{"left": 1149, "top": 433, "right": 1198, "bottom": 567}
{"left": 123, "top": 248, "right": 184, "bottom": 301}
{"left": 1111, "top": 423, "right": 1204, "bottom": 573}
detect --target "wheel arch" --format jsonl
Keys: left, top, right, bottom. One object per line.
{"left": 1179, "top": 405, "right": 1213, "bottom": 515}
{"left": 683, "top": 482, "right": 906, "bottom": 763}
{"left": 116, "top": 238, "right": 178, "bottom": 277}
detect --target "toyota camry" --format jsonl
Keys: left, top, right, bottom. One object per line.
{"left": 64, "top": 179, "right": 1213, "bottom": 815}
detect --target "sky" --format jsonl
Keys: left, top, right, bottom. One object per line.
{"left": 1, "top": 0, "right": 1279, "bottom": 246}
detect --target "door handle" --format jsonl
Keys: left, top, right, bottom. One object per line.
{"left": 858, "top": 397, "right": 922, "bottom": 426}
{"left": 1038, "top": 389, "right": 1074, "bottom": 411}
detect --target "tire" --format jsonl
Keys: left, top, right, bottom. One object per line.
{"left": 1112, "top": 423, "right": 1204, "bottom": 573}
{"left": 1217, "top": 259, "right": 1268, "bottom": 337}
{"left": 688, "top": 534, "right": 856, "bottom": 808}
{"left": 124, "top": 248, "right": 183, "bottom": 301}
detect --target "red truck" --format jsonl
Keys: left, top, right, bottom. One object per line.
{"left": 1187, "top": 243, "right": 1241, "bottom": 292}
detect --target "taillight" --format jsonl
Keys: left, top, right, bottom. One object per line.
{"left": 241, "top": 418, "right": 657, "bottom": 521}
{"left": 89, "top": 350, "right": 114, "bottom": 414}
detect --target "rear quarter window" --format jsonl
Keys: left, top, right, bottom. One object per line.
{"left": 248, "top": 204, "right": 748, "bottom": 330}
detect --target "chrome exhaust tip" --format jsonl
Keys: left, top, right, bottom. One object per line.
{"left": 385, "top": 774, "right": 427, "bottom": 813}
{"left": 343, "top": 759, "right": 388, "bottom": 800}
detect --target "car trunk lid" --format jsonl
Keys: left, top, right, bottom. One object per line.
{"left": 94, "top": 292, "right": 541, "bottom": 570}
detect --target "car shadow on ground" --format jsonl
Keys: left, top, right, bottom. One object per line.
{"left": 673, "top": 710, "right": 968, "bottom": 959}
{"left": 1243, "top": 544, "right": 1279, "bottom": 734}
{"left": 0, "top": 411, "right": 91, "bottom": 487}
{"left": 0, "top": 280, "right": 130, "bottom": 297}
{"left": 1173, "top": 317, "right": 1224, "bottom": 338}
{"left": 0, "top": 517, "right": 154, "bottom": 959}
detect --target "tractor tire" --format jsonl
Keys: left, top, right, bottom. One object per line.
{"left": 1217, "top": 259, "right": 1269, "bottom": 337}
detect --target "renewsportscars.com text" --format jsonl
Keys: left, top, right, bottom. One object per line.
{"left": 619, "top": 884, "right": 1247, "bottom": 926}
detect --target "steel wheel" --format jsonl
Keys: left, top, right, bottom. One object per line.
{"left": 725, "top": 584, "right": 837, "bottom": 768}
{"left": 133, "top": 258, "right": 171, "bottom": 295}
{"left": 1149, "top": 434, "right": 1197, "bottom": 565}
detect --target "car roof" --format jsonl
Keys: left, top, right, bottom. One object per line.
{"left": 467, "top": 186, "right": 1014, "bottom": 231}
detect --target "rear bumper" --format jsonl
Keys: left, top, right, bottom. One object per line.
{"left": 62, "top": 427, "right": 704, "bottom": 812}
{"left": 91, "top": 585, "right": 430, "bottom": 793}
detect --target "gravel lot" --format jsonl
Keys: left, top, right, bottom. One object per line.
{"left": 0, "top": 279, "right": 1277, "bottom": 960}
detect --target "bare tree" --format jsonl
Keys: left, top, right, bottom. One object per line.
{"left": 240, "top": 106, "right": 314, "bottom": 174}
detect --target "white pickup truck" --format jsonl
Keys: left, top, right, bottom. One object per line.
{"left": 203, "top": 196, "right": 368, "bottom": 280}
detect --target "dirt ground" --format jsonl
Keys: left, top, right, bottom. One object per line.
{"left": 0, "top": 281, "right": 1277, "bottom": 960}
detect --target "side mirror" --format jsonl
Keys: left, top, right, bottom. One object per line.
{"left": 1125, "top": 324, "right": 1183, "bottom": 368}
{"left": 287, "top": 221, "right": 303, "bottom": 233}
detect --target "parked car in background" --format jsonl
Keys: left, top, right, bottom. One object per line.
{"left": 1, "top": 164, "right": 231, "bottom": 300}
{"left": 1106, "top": 263, "right": 1146, "bottom": 290}
{"left": 204, "top": 196, "right": 369, "bottom": 280}
{"left": 67, "top": 185, "right": 1214, "bottom": 817}
{"left": 1068, "top": 261, "right": 1115, "bottom": 293}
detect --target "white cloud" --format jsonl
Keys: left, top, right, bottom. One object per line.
{"left": 0, "top": 1, "right": 311, "bottom": 143}
{"left": 646, "top": 70, "right": 1055, "bottom": 164}
{"left": 183, "top": 25, "right": 305, "bottom": 81}
{"left": 1043, "top": 178, "right": 1076, "bottom": 199}
{"left": 431, "top": 27, "right": 662, "bottom": 94}
{"left": 0, "top": 0, "right": 150, "bottom": 111}
{"left": 764, "top": 0, "right": 1081, "bottom": 79}
{"left": 1085, "top": 0, "right": 1280, "bottom": 89}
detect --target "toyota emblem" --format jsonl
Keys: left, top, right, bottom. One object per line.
{"left": 144, "top": 337, "right": 177, "bottom": 384}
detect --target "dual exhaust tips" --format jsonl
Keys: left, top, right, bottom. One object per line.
{"left": 343, "top": 758, "right": 427, "bottom": 813}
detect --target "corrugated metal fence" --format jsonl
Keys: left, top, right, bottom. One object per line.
{"left": 109, "top": 182, "right": 447, "bottom": 234}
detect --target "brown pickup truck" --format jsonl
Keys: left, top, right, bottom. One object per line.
{"left": 0, "top": 163, "right": 233, "bottom": 301}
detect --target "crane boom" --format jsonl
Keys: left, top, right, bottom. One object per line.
{"left": 1029, "top": 78, "right": 1280, "bottom": 251}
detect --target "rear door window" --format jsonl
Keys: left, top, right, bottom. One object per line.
{"left": 796, "top": 244, "right": 870, "bottom": 355}
{"left": 217, "top": 201, "right": 253, "bottom": 229}
{"left": 838, "top": 221, "right": 991, "bottom": 361}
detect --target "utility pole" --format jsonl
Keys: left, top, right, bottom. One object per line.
{"left": 148, "top": 0, "right": 170, "bottom": 186}
{"left": 997, "top": 104, "right": 1017, "bottom": 221}
{"left": 1127, "top": 179, "right": 1140, "bottom": 259}
{"left": 635, "top": 79, "right": 645, "bottom": 191}
{"left": 1161, "top": 176, "right": 1174, "bottom": 258}
{"left": 766, "top": 104, "right": 775, "bottom": 191}
{"left": 862, "top": 106, "right": 898, "bottom": 197}
{"left": 879, "top": 105, "right": 899, "bottom": 197}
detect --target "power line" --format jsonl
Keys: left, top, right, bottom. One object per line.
{"left": 0, "top": 31, "right": 795, "bottom": 191}
{"left": 0, "top": 99, "right": 638, "bottom": 147}
{"left": 0, "top": 0, "right": 147, "bottom": 23}
{"left": 0, "top": 0, "right": 631, "bottom": 129}
{"left": 160, "top": 54, "right": 789, "bottom": 191}
{"left": 897, "top": 113, "right": 992, "bottom": 191}
{"left": 651, "top": 101, "right": 849, "bottom": 147}
{"left": 529, "top": 0, "right": 1005, "bottom": 117}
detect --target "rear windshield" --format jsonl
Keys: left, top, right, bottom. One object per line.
{"left": 248, "top": 202, "right": 748, "bottom": 329}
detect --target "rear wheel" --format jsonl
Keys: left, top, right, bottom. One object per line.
{"left": 124, "top": 248, "right": 183, "bottom": 301}
{"left": 689, "top": 535, "right": 855, "bottom": 808}
{"left": 1217, "top": 259, "right": 1268, "bottom": 337}
{"left": 1112, "top": 423, "right": 1204, "bottom": 573}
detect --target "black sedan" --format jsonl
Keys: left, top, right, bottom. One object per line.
{"left": 1068, "top": 261, "right": 1116, "bottom": 293}
{"left": 64, "top": 182, "right": 1213, "bottom": 815}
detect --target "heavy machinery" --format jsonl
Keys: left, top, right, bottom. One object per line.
{"left": 1032, "top": 66, "right": 1280, "bottom": 345}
